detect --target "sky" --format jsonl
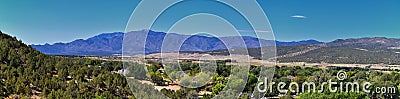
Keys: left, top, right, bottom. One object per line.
{"left": 0, "top": 0, "right": 399, "bottom": 44}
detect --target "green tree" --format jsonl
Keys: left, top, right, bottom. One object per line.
{"left": 212, "top": 83, "right": 225, "bottom": 94}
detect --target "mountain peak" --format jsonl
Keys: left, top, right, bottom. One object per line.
{"left": 92, "top": 32, "right": 124, "bottom": 39}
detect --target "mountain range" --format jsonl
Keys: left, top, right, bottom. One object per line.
{"left": 205, "top": 37, "right": 400, "bottom": 64}
{"left": 27, "top": 30, "right": 400, "bottom": 64}
{"left": 276, "top": 37, "right": 400, "bottom": 64}
{"left": 31, "top": 30, "right": 322, "bottom": 56}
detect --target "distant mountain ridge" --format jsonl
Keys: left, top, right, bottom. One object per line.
{"left": 200, "top": 36, "right": 400, "bottom": 64}
{"left": 31, "top": 30, "right": 322, "bottom": 56}
{"left": 275, "top": 37, "right": 400, "bottom": 64}
{"left": 327, "top": 37, "right": 400, "bottom": 49}
{"left": 32, "top": 32, "right": 124, "bottom": 55}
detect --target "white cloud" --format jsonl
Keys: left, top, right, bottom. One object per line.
{"left": 291, "top": 15, "right": 307, "bottom": 19}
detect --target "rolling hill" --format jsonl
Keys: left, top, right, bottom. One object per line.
{"left": 278, "top": 37, "right": 400, "bottom": 64}
{"left": 203, "top": 37, "right": 400, "bottom": 64}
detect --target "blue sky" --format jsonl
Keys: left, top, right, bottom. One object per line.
{"left": 0, "top": 0, "right": 399, "bottom": 44}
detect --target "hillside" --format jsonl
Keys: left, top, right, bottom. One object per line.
{"left": 0, "top": 31, "right": 133, "bottom": 98}
{"left": 278, "top": 37, "right": 400, "bottom": 64}
{"left": 204, "top": 37, "right": 400, "bottom": 64}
